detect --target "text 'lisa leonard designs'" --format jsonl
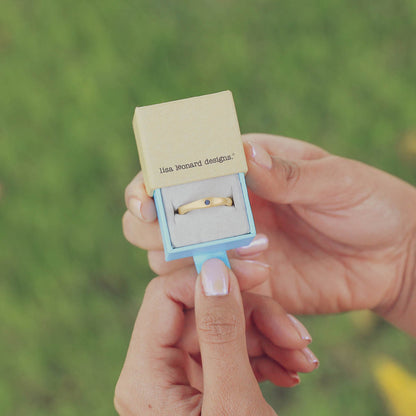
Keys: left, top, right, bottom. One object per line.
{"left": 159, "top": 154, "right": 234, "bottom": 174}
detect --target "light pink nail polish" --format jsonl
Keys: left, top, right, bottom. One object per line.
{"left": 201, "top": 258, "right": 229, "bottom": 296}
{"left": 287, "top": 370, "right": 301, "bottom": 384}
{"left": 302, "top": 347, "right": 319, "bottom": 368}
{"left": 141, "top": 200, "right": 157, "bottom": 222}
{"left": 287, "top": 314, "right": 312, "bottom": 343}
{"left": 248, "top": 141, "right": 273, "bottom": 169}
{"left": 236, "top": 234, "right": 269, "bottom": 257}
{"left": 128, "top": 198, "right": 144, "bottom": 221}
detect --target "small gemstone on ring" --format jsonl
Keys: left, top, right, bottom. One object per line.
{"left": 204, "top": 199, "right": 210, "bottom": 205}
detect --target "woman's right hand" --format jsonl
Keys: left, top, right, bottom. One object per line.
{"left": 123, "top": 133, "right": 416, "bottom": 335}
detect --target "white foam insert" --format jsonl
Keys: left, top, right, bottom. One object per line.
{"left": 161, "top": 174, "right": 250, "bottom": 248}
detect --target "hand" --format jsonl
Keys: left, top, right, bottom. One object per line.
{"left": 241, "top": 134, "right": 416, "bottom": 335}
{"left": 114, "top": 259, "right": 315, "bottom": 415}
{"left": 122, "top": 133, "right": 416, "bottom": 335}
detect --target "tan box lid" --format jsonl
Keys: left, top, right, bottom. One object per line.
{"left": 132, "top": 90, "right": 247, "bottom": 196}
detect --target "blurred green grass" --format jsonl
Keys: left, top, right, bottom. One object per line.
{"left": 1, "top": 0, "right": 416, "bottom": 415}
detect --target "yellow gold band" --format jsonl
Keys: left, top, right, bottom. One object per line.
{"left": 177, "top": 197, "right": 233, "bottom": 215}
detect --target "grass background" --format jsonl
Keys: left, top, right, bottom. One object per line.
{"left": 1, "top": 0, "right": 416, "bottom": 414}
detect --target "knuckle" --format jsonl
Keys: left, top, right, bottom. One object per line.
{"left": 166, "top": 390, "right": 202, "bottom": 415}
{"left": 145, "top": 275, "right": 166, "bottom": 297}
{"left": 114, "top": 378, "right": 157, "bottom": 416}
{"left": 273, "top": 158, "right": 301, "bottom": 203}
{"left": 147, "top": 251, "right": 165, "bottom": 275}
{"left": 279, "top": 158, "right": 300, "bottom": 188}
{"left": 114, "top": 379, "right": 133, "bottom": 416}
{"left": 197, "top": 310, "right": 241, "bottom": 344}
{"left": 332, "top": 156, "right": 355, "bottom": 189}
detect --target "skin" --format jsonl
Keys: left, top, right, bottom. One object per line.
{"left": 115, "top": 260, "right": 308, "bottom": 415}
{"left": 116, "top": 133, "right": 416, "bottom": 414}
{"left": 122, "top": 133, "right": 416, "bottom": 334}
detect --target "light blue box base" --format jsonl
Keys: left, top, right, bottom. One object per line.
{"left": 154, "top": 173, "right": 256, "bottom": 264}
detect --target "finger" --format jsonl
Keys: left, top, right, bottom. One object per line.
{"left": 124, "top": 171, "right": 157, "bottom": 223}
{"left": 185, "top": 351, "right": 308, "bottom": 391}
{"left": 124, "top": 272, "right": 195, "bottom": 358}
{"left": 248, "top": 293, "right": 312, "bottom": 348}
{"left": 119, "top": 266, "right": 199, "bottom": 367}
{"left": 185, "top": 354, "right": 203, "bottom": 392}
{"left": 261, "top": 338, "right": 319, "bottom": 373}
{"left": 186, "top": 335, "right": 318, "bottom": 387}
{"left": 195, "top": 259, "right": 264, "bottom": 406}
{"left": 122, "top": 210, "right": 163, "bottom": 250}
{"left": 233, "top": 233, "right": 269, "bottom": 258}
{"left": 244, "top": 140, "right": 356, "bottom": 206}
{"left": 147, "top": 233, "right": 270, "bottom": 275}
{"left": 251, "top": 357, "right": 300, "bottom": 387}
{"left": 179, "top": 289, "right": 309, "bottom": 355}
{"left": 115, "top": 271, "right": 201, "bottom": 415}
{"left": 242, "top": 133, "right": 328, "bottom": 161}
{"left": 177, "top": 261, "right": 271, "bottom": 356}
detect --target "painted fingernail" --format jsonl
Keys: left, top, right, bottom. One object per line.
{"left": 287, "top": 314, "right": 312, "bottom": 343}
{"left": 236, "top": 234, "right": 269, "bottom": 257}
{"left": 140, "top": 200, "right": 157, "bottom": 222}
{"left": 128, "top": 198, "right": 157, "bottom": 222}
{"left": 128, "top": 198, "right": 144, "bottom": 220}
{"left": 287, "top": 370, "right": 301, "bottom": 384}
{"left": 302, "top": 347, "right": 320, "bottom": 368}
{"left": 201, "top": 258, "right": 229, "bottom": 296}
{"left": 248, "top": 141, "right": 273, "bottom": 169}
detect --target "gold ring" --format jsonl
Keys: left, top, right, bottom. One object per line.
{"left": 176, "top": 197, "right": 233, "bottom": 215}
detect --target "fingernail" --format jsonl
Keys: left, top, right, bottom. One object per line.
{"left": 287, "top": 314, "right": 312, "bottom": 343}
{"left": 128, "top": 198, "right": 143, "bottom": 220}
{"left": 302, "top": 347, "right": 320, "bottom": 368}
{"left": 140, "top": 200, "right": 157, "bottom": 222}
{"left": 236, "top": 234, "right": 269, "bottom": 257}
{"left": 287, "top": 370, "right": 301, "bottom": 384}
{"left": 201, "top": 258, "right": 229, "bottom": 296}
{"left": 128, "top": 198, "right": 156, "bottom": 222}
{"left": 248, "top": 141, "right": 273, "bottom": 169}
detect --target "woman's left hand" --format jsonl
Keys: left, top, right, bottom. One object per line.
{"left": 114, "top": 259, "right": 318, "bottom": 415}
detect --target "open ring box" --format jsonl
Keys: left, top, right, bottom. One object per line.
{"left": 132, "top": 91, "right": 256, "bottom": 272}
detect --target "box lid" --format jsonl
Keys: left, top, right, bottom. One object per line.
{"left": 132, "top": 91, "right": 247, "bottom": 196}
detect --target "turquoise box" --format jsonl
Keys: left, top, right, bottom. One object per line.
{"left": 154, "top": 173, "right": 256, "bottom": 272}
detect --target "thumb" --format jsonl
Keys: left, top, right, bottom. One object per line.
{"left": 195, "top": 259, "right": 263, "bottom": 412}
{"left": 244, "top": 140, "right": 353, "bottom": 206}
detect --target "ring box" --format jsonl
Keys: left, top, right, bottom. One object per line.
{"left": 132, "top": 91, "right": 256, "bottom": 268}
